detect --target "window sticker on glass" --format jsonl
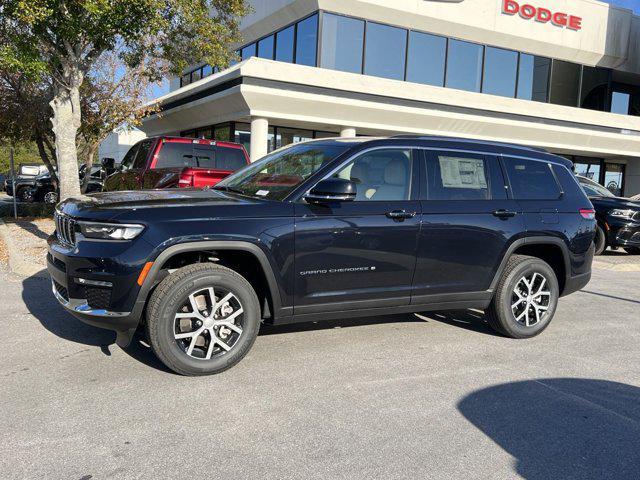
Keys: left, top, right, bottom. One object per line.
{"left": 439, "top": 156, "right": 487, "bottom": 189}
{"left": 256, "top": 190, "right": 270, "bottom": 197}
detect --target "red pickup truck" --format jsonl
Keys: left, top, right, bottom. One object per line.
{"left": 102, "top": 136, "right": 250, "bottom": 192}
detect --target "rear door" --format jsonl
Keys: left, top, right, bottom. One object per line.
{"left": 413, "top": 149, "right": 524, "bottom": 300}
{"left": 501, "top": 157, "right": 564, "bottom": 235}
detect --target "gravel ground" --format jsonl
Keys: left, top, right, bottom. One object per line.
{"left": 2, "top": 217, "right": 54, "bottom": 268}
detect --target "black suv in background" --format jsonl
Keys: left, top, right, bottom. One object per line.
{"left": 577, "top": 175, "right": 640, "bottom": 255}
{"left": 48, "top": 137, "right": 595, "bottom": 375}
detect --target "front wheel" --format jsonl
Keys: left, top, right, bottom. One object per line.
{"left": 485, "top": 255, "right": 559, "bottom": 339}
{"left": 146, "top": 263, "right": 261, "bottom": 376}
{"left": 593, "top": 225, "right": 607, "bottom": 255}
{"left": 43, "top": 191, "right": 58, "bottom": 204}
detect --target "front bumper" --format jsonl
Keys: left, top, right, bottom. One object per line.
{"left": 47, "top": 233, "right": 153, "bottom": 344}
{"left": 606, "top": 219, "right": 640, "bottom": 248}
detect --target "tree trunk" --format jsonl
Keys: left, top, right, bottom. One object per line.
{"left": 34, "top": 129, "right": 59, "bottom": 185}
{"left": 50, "top": 67, "right": 83, "bottom": 200}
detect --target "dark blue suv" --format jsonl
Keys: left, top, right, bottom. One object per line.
{"left": 48, "top": 136, "right": 596, "bottom": 375}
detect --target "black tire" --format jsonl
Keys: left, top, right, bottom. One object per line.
{"left": 485, "top": 255, "right": 559, "bottom": 339}
{"left": 146, "top": 263, "right": 260, "bottom": 376}
{"left": 16, "top": 187, "right": 32, "bottom": 203}
{"left": 624, "top": 247, "right": 640, "bottom": 255}
{"left": 593, "top": 225, "right": 607, "bottom": 255}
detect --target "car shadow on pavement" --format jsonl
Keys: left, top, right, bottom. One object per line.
{"left": 22, "top": 269, "right": 174, "bottom": 373}
{"left": 458, "top": 378, "right": 640, "bottom": 480}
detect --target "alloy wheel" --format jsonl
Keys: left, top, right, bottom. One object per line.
{"left": 173, "top": 286, "right": 244, "bottom": 360}
{"left": 510, "top": 272, "right": 552, "bottom": 327}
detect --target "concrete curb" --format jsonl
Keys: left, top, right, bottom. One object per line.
{"left": 0, "top": 219, "right": 49, "bottom": 279}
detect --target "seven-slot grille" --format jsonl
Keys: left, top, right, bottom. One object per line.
{"left": 55, "top": 212, "right": 77, "bottom": 246}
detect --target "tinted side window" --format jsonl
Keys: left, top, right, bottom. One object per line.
{"left": 120, "top": 144, "right": 140, "bottom": 170}
{"left": 426, "top": 152, "right": 492, "bottom": 200}
{"left": 133, "top": 139, "right": 154, "bottom": 169}
{"left": 216, "top": 147, "right": 246, "bottom": 171}
{"left": 155, "top": 143, "right": 194, "bottom": 168}
{"left": 332, "top": 149, "right": 412, "bottom": 201}
{"left": 504, "top": 158, "right": 561, "bottom": 200}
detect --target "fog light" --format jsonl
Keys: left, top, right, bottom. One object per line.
{"left": 75, "top": 278, "right": 113, "bottom": 288}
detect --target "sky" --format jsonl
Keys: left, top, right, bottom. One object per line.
{"left": 602, "top": 0, "right": 640, "bottom": 13}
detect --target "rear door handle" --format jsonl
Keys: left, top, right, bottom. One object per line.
{"left": 386, "top": 210, "right": 417, "bottom": 221}
{"left": 493, "top": 209, "right": 517, "bottom": 218}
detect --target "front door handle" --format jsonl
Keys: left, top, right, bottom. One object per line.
{"left": 386, "top": 210, "right": 417, "bottom": 221}
{"left": 493, "top": 209, "right": 517, "bottom": 218}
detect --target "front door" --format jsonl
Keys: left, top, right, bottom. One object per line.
{"left": 294, "top": 148, "right": 421, "bottom": 314}
{"left": 413, "top": 150, "right": 524, "bottom": 300}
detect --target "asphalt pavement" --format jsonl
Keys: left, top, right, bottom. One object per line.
{"left": 1, "top": 264, "right": 639, "bottom": 480}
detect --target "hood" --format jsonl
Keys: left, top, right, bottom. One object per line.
{"left": 57, "top": 188, "right": 274, "bottom": 221}
{"left": 589, "top": 196, "right": 640, "bottom": 211}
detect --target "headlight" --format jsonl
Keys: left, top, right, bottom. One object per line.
{"left": 608, "top": 209, "right": 635, "bottom": 219}
{"left": 78, "top": 222, "right": 144, "bottom": 240}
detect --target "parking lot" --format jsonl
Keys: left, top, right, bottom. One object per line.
{"left": 1, "top": 259, "right": 639, "bottom": 479}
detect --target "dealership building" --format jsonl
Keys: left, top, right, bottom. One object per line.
{"left": 140, "top": 0, "right": 640, "bottom": 196}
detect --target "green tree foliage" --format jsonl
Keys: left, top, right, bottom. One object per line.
{"left": 0, "top": 0, "right": 249, "bottom": 199}
{"left": 0, "top": 142, "right": 41, "bottom": 174}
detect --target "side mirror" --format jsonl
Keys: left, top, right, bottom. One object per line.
{"left": 101, "top": 157, "right": 115, "bottom": 170}
{"left": 305, "top": 178, "right": 357, "bottom": 204}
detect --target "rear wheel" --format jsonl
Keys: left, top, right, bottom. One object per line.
{"left": 624, "top": 247, "right": 640, "bottom": 255}
{"left": 593, "top": 225, "right": 607, "bottom": 256}
{"left": 485, "top": 255, "right": 559, "bottom": 339}
{"left": 146, "top": 263, "right": 260, "bottom": 376}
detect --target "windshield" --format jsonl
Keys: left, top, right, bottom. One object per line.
{"left": 215, "top": 143, "right": 350, "bottom": 200}
{"left": 579, "top": 178, "right": 615, "bottom": 197}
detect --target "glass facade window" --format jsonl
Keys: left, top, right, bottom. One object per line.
{"left": 214, "top": 125, "right": 231, "bottom": 142}
{"left": 580, "top": 66, "right": 610, "bottom": 111}
{"left": 202, "top": 65, "right": 213, "bottom": 77}
{"left": 295, "top": 14, "right": 318, "bottom": 66}
{"left": 482, "top": 47, "right": 518, "bottom": 97}
{"left": 611, "top": 91, "right": 630, "bottom": 115}
{"left": 275, "top": 25, "right": 295, "bottom": 63}
{"left": 604, "top": 163, "right": 625, "bottom": 196}
{"left": 191, "top": 69, "right": 201, "bottom": 82}
{"left": 241, "top": 43, "right": 256, "bottom": 61}
{"left": 517, "top": 54, "right": 550, "bottom": 102}
{"left": 276, "top": 127, "right": 313, "bottom": 149}
{"left": 406, "top": 32, "right": 446, "bottom": 87}
{"left": 257, "top": 35, "right": 275, "bottom": 59}
{"left": 445, "top": 39, "right": 483, "bottom": 93}
{"left": 364, "top": 22, "right": 407, "bottom": 80}
{"left": 321, "top": 13, "right": 365, "bottom": 74}
{"left": 549, "top": 60, "right": 581, "bottom": 107}
{"left": 573, "top": 157, "right": 602, "bottom": 182}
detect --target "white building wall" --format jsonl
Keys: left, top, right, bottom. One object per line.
{"left": 98, "top": 129, "right": 147, "bottom": 164}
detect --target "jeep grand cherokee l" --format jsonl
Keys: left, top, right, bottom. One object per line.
{"left": 102, "top": 136, "right": 249, "bottom": 192}
{"left": 48, "top": 136, "right": 596, "bottom": 376}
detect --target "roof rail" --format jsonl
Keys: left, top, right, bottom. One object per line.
{"left": 388, "top": 134, "right": 549, "bottom": 154}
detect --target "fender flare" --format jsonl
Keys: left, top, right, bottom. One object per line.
{"left": 135, "top": 240, "right": 284, "bottom": 316}
{"left": 488, "top": 236, "right": 572, "bottom": 294}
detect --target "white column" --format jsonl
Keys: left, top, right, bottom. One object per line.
{"left": 340, "top": 127, "right": 356, "bottom": 138}
{"left": 249, "top": 117, "right": 269, "bottom": 162}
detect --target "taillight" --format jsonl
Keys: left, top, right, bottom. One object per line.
{"left": 178, "top": 172, "right": 194, "bottom": 188}
{"left": 579, "top": 209, "right": 595, "bottom": 220}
